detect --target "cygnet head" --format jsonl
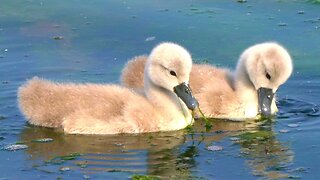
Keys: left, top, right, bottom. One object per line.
{"left": 145, "top": 42, "right": 199, "bottom": 110}
{"left": 237, "top": 42, "right": 293, "bottom": 117}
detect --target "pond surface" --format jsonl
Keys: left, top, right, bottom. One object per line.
{"left": 1, "top": 0, "right": 320, "bottom": 179}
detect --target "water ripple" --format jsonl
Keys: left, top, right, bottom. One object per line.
{"left": 277, "top": 98, "right": 320, "bottom": 118}
{"left": 74, "top": 151, "right": 148, "bottom": 173}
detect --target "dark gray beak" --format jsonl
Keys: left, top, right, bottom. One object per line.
{"left": 257, "top": 87, "right": 274, "bottom": 117}
{"left": 174, "top": 82, "right": 199, "bottom": 110}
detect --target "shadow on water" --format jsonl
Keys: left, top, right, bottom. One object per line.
{"left": 18, "top": 113, "right": 301, "bottom": 179}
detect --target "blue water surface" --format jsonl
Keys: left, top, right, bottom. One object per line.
{"left": 0, "top": 0, "right": 320, "bottom": 179}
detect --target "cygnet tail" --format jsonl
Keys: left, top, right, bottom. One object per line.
{"left": 17, "top": 77, "right": 64, "bottom": 128}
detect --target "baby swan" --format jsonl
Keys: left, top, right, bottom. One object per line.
{"left": 196, "top": 42, "right": 293, "bottom": 120}
{"left": 121, "top": 42, "right": 293, "bottom": 120}
{"left": 18, "top": 42, "right": 199, "bottom": 134}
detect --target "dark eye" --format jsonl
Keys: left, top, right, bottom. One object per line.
{"left": 170, "top": 70, "right": 177, "bottom": 76}
{"left": 266, "top": 73, "right": 271, "bottom": 80}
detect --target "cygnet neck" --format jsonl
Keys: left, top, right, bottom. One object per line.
{"left": 143, "top": 72, "right": 193, "bottom": 128}
{"left": 234, "top": 59, "right": 259, "bottom": 117}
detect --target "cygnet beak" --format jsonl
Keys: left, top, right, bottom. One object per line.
{"left": 257, "top": 87, "right": 274, "bottom": 117}
{"left": 174, "top": 82, "right": 199, "bottom": 110}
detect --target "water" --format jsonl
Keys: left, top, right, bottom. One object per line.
{"left": 1, "top": 0, "right": 320, "bottom": 179}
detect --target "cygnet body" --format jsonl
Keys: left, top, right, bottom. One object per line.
{"left": 18, "top": 42, "right": 198, "bottom": 134}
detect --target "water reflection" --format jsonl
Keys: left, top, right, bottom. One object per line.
{"left": 19, "top": 117, "right": 295, "bottom": 179}
{"left": 20, "top": 126, "right": 192, "bottom": 178}
{"left": 233, "top": 121, "right": 294, "bottom": 179}
{"left": 193, "top": 118, "right": 295, "bottom": 179}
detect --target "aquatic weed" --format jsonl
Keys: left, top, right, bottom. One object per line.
{"left": 131, "top": 175, "right": 161, "bottom": 180}
{"left": 76, "top": 162, "right": 87, "bottom": 168}
{"left": 32, "top": 138, "right": 54, "bottom": 143}
{"left": 307, "top": 0, "right": 320, "bottom": 4}
{"left": 187, "top": 107, "right": 212, "bottom": 145}
{"left": 3, "top": 144, "right": 28, "bottom": 151}
{"left": 108, "top": 169, "right": 122, "bottom": 172}
{"left": 46, "top": 152, "right": 82, "bottom": 165}
{"left": 15, "top": 138, "right": 54, "bottom": 145}
{"left": 15, "top": 141, "right": 27, "bottom": 144}
{"left": 207, "top": 145, "right": 223, "bottom": 151}
{"left": 60, "top": 153, "right": 82, "bottom": 160}
{"left": 197, "top": 108, "right": 213, "bottom": 132}
{"left": 185, "top": 124, "right": 195, "bottom": 139}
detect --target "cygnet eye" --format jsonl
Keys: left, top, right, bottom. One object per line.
{"left": 266, "top": 72, "right": 271, "bottom": 80}
{"left": 170, "top": 70, "right": 177, "bottom": 77}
